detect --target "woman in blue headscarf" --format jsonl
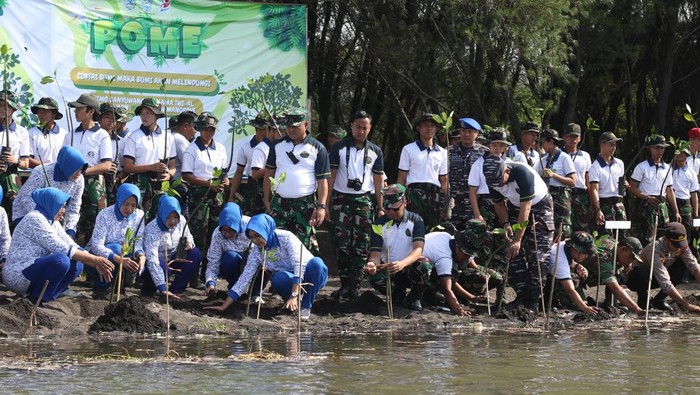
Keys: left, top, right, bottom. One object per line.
{"left": 205, "top": 213, "right": 328, "bottom": 320}
{"left": 85, "top": 183, "right": 146, "bottom": 297}
{"left": 2, "top": 187, "right": 113, "bottom": 303}
{"left": 203, "top": 202, "right": 251, "bottom": 295}
{"left": 12, "top": 145, "right": 87, "bottom": 238}
{"left": 141, "top": 194, "right": 201, "bottom": 299}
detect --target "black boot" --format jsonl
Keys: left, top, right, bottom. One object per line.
{"left": 405, "top": 287, "right": 426, "bottom": 311}
{"left": 651, "top": 291, "right": 672, "bottom": 311}
{"left": 331, "top": 277, "right": 359, "bottom": 301}
{"left": 637, "top": 290, "right": 649, "bottom": 310}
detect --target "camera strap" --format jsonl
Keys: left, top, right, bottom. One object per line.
{"left": 345, "top": 141, "right": 368, "bottom": 186}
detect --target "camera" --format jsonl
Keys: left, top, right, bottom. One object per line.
{"left": 618, "top": 176, "right": 626, "bottom": 197}
{"left": 347, "top": 178, "right": 363, "bottom": 191}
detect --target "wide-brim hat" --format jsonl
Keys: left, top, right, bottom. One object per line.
{"left": 645, "top": 134, "right": 670, "bottom": 148}
{"left": 328, "top": 124, "right": 347, "bottom": 139}
{"left": 567, "top": 231, "right": 596, "bottom": 255}
{"left": 0, "top": 90, "right": 19, "bottom": 110}
{"left": 98, "top": 102, "right": 117, "bottom": 115}
{"left": 67, "top": 93, "right": 101, "bottom": 115}
{"left": 520, "top": 121, "right": 540, "bottom": 134}
{"left": 31, "top": 97, "right": 63, "bottom": 120}
{"left": 134, "top": 98, "right": 165, "bottom": 118}
{"left": 541, "top": 128, "right": 562, "bottom": 142}
{"left": 414, "top": 112, "right": 439, "bottom": 130}
{"left": 115, "top": 107, "right": 131, "bottom": 123}
{"left": 486, "top": 127, "right": 512, "bottom": 145}
{"left": 194, "top": 112, "right": 219, "bottom": 131}
{"left": 599, "top": 131, "right": 623, "bottom": 144}
{"left": 619, "top": 236, "right": 643, "bottom": 262}
{"left": 250, "top": 113, "right": 268, "bottom": 128}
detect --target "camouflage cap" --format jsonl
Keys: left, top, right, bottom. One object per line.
{"left": 486, "top": 127, "right": 512, "bottom": 145}
{"left": 67, "top": 93, "right": 101, "bottom": 114}
{"left": 564, "top": 123, "right": 581, "bottom": 136}
{"left": 250, "top": 113, "right": 268, "bottom": 128}
{"left": 115, "top": 107, "right": 130, "bottom": 123}
{"left": 455, "top": 220, "right": 489, "bottom": 258}
{"left": 98, "top": 102, "right": 117, "bottom": 115}
{"left": 567, "top": 231, "right": 596, "bottom": 255}
{"left": 541, "top": 128, "right": 562, "bottom": 142}
{"left": 30, "top": 97, "right": 63, "bottom": 120}
{"left": 414, "top": 112, "right": 439, "bottom": 130}
{"left": 0, "top": 90, "right": 19, "bottom": 110}
{"left": 482, "top": 154, "right": 507, "bottom": 188}
{"left": 168, "top": 115, "right": 179, "bottom": 130}
{"left": 194, "top": 111, "right": 219, "bottom": 131}
{"left": 618, "top": 236, "right": 643, "bottom": 262}
{"left": 520, "top": 121, "right": 540, "bottom": 133}
{"left": 284, "top": 108, "right": 307, "bottom": 127}
{"left": 646, "top": 134, "right": 670, "bottom": 148}
{"left": 381, "top": 184, "right": 406, "bottom": 207}
{"left": 134, "top": 98, "right": 165, "bottom": 118}
{"left": 328, "top": 124, "right": 347, "bottom": 139}
{"left": 599, "top": 131, "right": 622, "bottom": 144}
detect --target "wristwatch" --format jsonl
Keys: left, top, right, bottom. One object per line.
{"left": 316, "top": 204, "right": 327, "bottom": 210}
{"left": 291, "top": 291, "right": 299, "bottom": 297}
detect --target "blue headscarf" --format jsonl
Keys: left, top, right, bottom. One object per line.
{"left": 53, "top": 146, "right": 87, "bottom": 182}
{"left": 0, "top": 184, "right": 3, "bottom": 205}
{"left": 156, "top": 195, "right": 181, "bottom": 231}
{"left": 114, "top": 183, "right": 142, "bottom": 220}
{"left": 219, "top": 202, "right": 243, "bottom": 233}
{"left": 32, "top": 187, "right": 70, "bottom": 223}
{"left": 245, "top": 213, "right": 279, "bottom": 249}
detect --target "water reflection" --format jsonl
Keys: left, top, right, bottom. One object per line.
{"left": 2, "top": 321, "right": 700, "bottom": 393}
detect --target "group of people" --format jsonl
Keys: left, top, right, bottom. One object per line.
{"left": 2, "top": 83, "right": 700, "bottom": 320}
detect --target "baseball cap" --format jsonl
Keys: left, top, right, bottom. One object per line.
{"left": 618, "top": 236, "right": 643, "bottom": 262}
{"left": 541, "top": 128, "right": 562, "bottom": 142}
{"left": 459, "top": 117, "right": 481, "bottom": 131}
{"left": 689, "top": 127, "right": 700, "bottom": 140}
{"left": 563, "top": 123, "right": 581, "bottom": 136}
{"left": 520, "top": 121, "right": 540, "bottom": 133}
{"left": 664, "top": 222, "right": 688, "bottom": 248}
{"left": 414, "top": 112, "right": 439, "bottom": 130}
{"left": 567, "top": 231, "right": 596, "bottom": 255}
{"left": 68, "top": 93, "right": 101, "bottom": 114}
{"left": 599, "top": 132, "right": 623, "bottom": 144}
{"left": 0, "top": 90, "right": 19, "bottom": 110}
{"left": 284, "top": 108, "right": 307, "bottom": 127}
{"left": 482, "top": 154, "right": 507, "bottom": 188}
{"left": 381, "top": 184, "right": 406, "bottom": 208}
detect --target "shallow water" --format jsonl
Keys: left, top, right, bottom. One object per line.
{"left": 2, "top": 319, "right": 700, "bottom": 393}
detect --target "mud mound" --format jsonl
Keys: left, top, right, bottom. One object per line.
{"left": 89, "top": 297, "right": 166, "bottom": 333}
{"left": 0, "top": 298, "right": 58, "bottom": 333}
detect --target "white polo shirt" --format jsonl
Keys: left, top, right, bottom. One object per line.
{"left": 110, "top": 135, "right": 124, "bottom": 170}
{"left": 64, "top": 124, "right": 112, "bottom": 167}
{"left": 398, "top": 140, "right": 447, "bottom": 187}
{"left": 507, "top": 143, "right": 540, "bottom": 167}
{"left": 329, "top": 138, "right": 384, "bottom": 195}
{"left": 549, "top": 242, "right": 572, "bottom": 280}
{"left": 265, "top": 133, "right": 330, "bottom": 198}
{"left": 369, "top": 210, "right": 425, "bottom": 263}
{"left": 250, "top": 140, "right": 271, "bottom": 171}
{"left": 423, "top": 231, "right": 464, "bottom": 277}
{"left": 490, "top": 160, "right": 549, "bottom": 207}
{"left": 468, "top": 155, "right": 490, "bottom": 195}
{"left": 588, "top": 156, "right": 625, "bottom": 198}
{"left": 181, "top": 137, "right": 229, "bottom": 180}
{"left": 535, "top": 148, "right": 576, "bottom": 187}
{"left": 172, "top": 133, "right": 191, "bottom": 179}
{"left": 672, "top": 163, "right": 699, "bottom": 200}
{"left": 630, "top": 159, "right": 673, "bottom": 197}
{"left": 689, "top": 152, "right": 700, "bottom": 176}
{"left": 235, "top": 135, "right": 262, "bottom": 177}
{"left": 28, "top": 123, "right": 68, "bottom": 164}
{"left": 0, "top": 121, "right": 31, "bottom": 159}
{"left": 566, "top": 149, "right": 592, "bottom": 190}
{"left": 122, "top": 125, "right": 176, "bottom": 165}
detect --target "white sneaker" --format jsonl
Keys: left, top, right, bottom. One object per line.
{"left": 300, "top": 308, "right": 311, "bottom": 320}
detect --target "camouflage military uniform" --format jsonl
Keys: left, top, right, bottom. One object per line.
{"left": 188, "top": 184, "right": 225, "bottom": 259}
{"left": 270, "top": 194, "right": 319, "bottom": 256}
{"left": 550, "top": 186, "right": 572, "bottom": 240}
{"left": 448, "top": 143, "right": 487, "bottom": 227}
{"left": 571, "top": 189, "right": 590, "bottom": 233}
{"left": 239, "top": 178, "right": 264, "bottom": 215}
{"left": 77, "top": 174, "right": 107, "bottom": 244}
{"left": 0, "top": 169, "right": 21, "bottom": 226}
{"left": 331, "top": 191, "right": 373, "bottom": 290}
{"left": 406, "top": 185, "right": 443, "bottom": 232}
{"left": 368, "top": 257, "right": 432, "bottom": 301}
{"left": 632, "top": 198, "right": 669, "bottom": 247}
{"left": 598, "top": 197, "right": 628, "bottom": 237}
{"left": 135, "top": 173, "right": 165, "bottom": 221}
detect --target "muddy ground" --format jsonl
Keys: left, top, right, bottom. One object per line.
{"left": 2, "top": 274, "right": 700, "bottom": 339}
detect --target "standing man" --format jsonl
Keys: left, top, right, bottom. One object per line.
{"left": 229, "top": 114, "right": 269, "bottom": 215}
{"left": 396, "top": 113, "right": 448, "bottom": 231}
{"left": 507, "top": 121, "right": 541, "bottom": 167}
{"left": 562, "top": 123, "right": 592, "bottom": 233}
{"left": 688, "top": 127, "right": 700, "bottom": 177}
{"left": 448, "top": 117, "right": 487, "bottom": 228}
{"left": 628, "top": 135, "right": 681, "bottom": 247}
{"left": 482, "top": 154, "right": 554, "bottom": 312}
{"left": 171, "top": 110, "right": 197, "bottom": 216}
{"left": 65, "top": 94, "right": 112, "bottom": 243}
{"left": 670, "top": 144, "right": 699, "bottom": 248}
{"left": 0, "top": 90, "right": 30, "bottom": 223}
{"left": 535, "top": 129, "right": 576, "bottom": 240}
{"left": 97, "top": 103, "right": 122, "bottom": 206}
{"left": 263, "top": 108, "right": 330, "bottom": 256}
{"left": 328, "top": 110, "right": 384, "bottom": 300}
{"left": 588, "top": 132, "right": 628, "bottom": 236}
{"left": 28, "top": 97, "right": 67, "bottom": 167}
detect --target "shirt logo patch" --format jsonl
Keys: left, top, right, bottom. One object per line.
{"left": 300, "top": 151, "right": 310, "bottom": 158}
{"left": 405, "top": 228, "right": 411, "bottom": 237}
{"left": 87, "top": 151, "right": 95, "bottom": 158}
{"left": 365, "top": 156, "right": 372, "bottom": 164}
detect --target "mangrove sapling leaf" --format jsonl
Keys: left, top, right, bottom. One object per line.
{"left": 491, "top": 228, "right": 505, "bottom": 235}
{"left": 511, "top": 220, "right": 529, "bottom": 232}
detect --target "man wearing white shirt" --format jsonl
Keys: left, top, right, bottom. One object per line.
{"left": 671, "top": 145, "right": 699, "bottom": 251}
{"left": 561, "top": 123, "right": 592, "bottom": 233}
{"left": 229, "top": 114, "right": 269, "bottom": 215}
{"left": 28, "top": 97, "right": 67, "bottom": 167}
{"left": 0, "top": 90, "right": 31, "bottom": 224}
{"left": 589, "top": 132, "right": 628, "bottom": 236}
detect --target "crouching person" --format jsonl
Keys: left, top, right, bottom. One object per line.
{"left": 2, "top": 188, "right": 113, "bottom": 304}
{"left": 141, "top": 195, "right": 202, "bottom": 299}
{"left": 204, "top": 202, "right": 251, "bottom": 295}
{"left": 363, "top": 184, "right": 432, "bottom": 311}
{"left": 85, "top": 183, "right": 146, "bottom": 298}
{"left": 547, "top": 232, "right": 599, "bottom": 315}
{"left": 206, "top": 213, "right": 328, "bottom": 320}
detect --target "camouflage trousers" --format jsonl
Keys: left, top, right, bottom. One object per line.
{"left": 135, "top": 174, "right": 165, "bottom": 221}
{"left": 570, "top": 188, "right": 590, "bottom": 233}
{"left": 77, "top": 175, "right": 107, "bottom": 245}
{"left": 550, "top": 186, "right": 572, "bottom": 241}
{"left": 406, "top": 184, "right": 443, "bottom": 232}
{"left": 331, "top": 191, "right": 373, "bottom": 286}
{"left": 477, "top": 195, "right": 499, "bottom": 230}
{"left": 367, "top": 257, "right": 432, "bottom": 298}
{"left": 104, "top": 171, "right": 119, "bottom": 207}
{"left": 449, "top": 192, "right": 474, "bottom": 226}
{"left": 507, "top": 195, "right": 554, "bottom": 302}
{"left": 270, "top": 194, "right": 320, "bottom": 256}
{"left": 455, "top": 267, "right": 504, "bottom": 295}
{"left": 188, "top": 185, "right": 225, "bottom": 260}
{"left": 476, "top": 195, "right": 509, "bottom": 273}
{"left": 632, "top": 198, "right": 669, "bottom": 247}
{"left": 674, "top": 198, "right": 695, "bottom": 255}
{"left": 596, "top": 197, "right": 628, "bottom": 237}
{"left": 238, "top": 179, "right": 265, "bottom": 216}
{"left": 0, "top": 170, "right": 21, "bottom": 229}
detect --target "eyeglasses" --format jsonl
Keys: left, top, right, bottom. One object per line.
{"left": 383, "top": 205, "right": 402, "bottom": 212}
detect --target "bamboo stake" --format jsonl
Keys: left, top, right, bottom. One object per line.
{"left": 386, "top": 245, "right": 393, "bottom": 319}
{"left": 116, "top": 248, "right": 125, "bottom": 302}
{"left": 645, "top": 215, "right": 659, "bottom": 323}
{"left": 545, "top": 223, "right": 563, "bottom": 329}
{"left": 245, "top": 267, "right": 261, "bottom": 317}
{"left": 531, "top": 214, "right": 546, "bottom": 315}
{"left": 256, "top": 247, "right": 267, "bottom": 320}
{"left": 609, "top": 228, "right": 620, "bottom": 307}
{"left": 297, "top": 242, "right": 303, "bottom": 333}
{"left": 24, "top": 280, "right": 49, "bottom": 337}
{"left": 485, "top": 268, "right": 491, "bottom": 316}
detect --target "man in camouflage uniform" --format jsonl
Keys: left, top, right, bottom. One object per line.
{"left": 326, "top": 123, "right": 346, "bottom": 149}
{"left": 547, "top": 231, "right": 599, "bottom": 314}
{"left": 628, "top": 134, "right": 681, "bottom": 247}
{"left": 448, "top": 117, "right": 487, "bottom": 228}
{"left": 0, "top": 90, "right": 30, "bottom": 225}
{"left": 535, "top": 129, "right": 576, "bottom": 240}
{"left": 562, "top": 123, "right": 592, "bottom": 233}
{"left": 397, "top": 113, "right": 448, "bottom": 231}
{"left": 264, "top": 109, "right": 330, "bottom": 256}
{"left": 328, "top": 111, "right": 384, "bottom": 300}
{"left": 364, "top": 184, "right": 432, "bottom": 311}
{"left": 483, "top": 154, "right": 554, "bottom": 312}
{"left": 589, "top": 132, "right": 628, "bottom": 237}
{"left": 229, "top": 114, "right": 269, "bottom": 215}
